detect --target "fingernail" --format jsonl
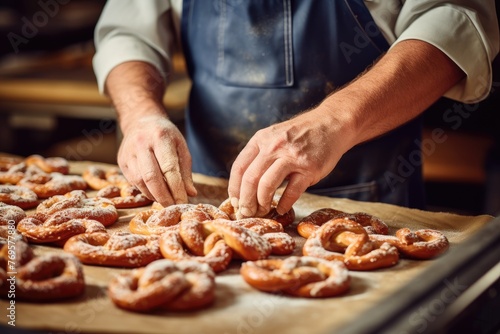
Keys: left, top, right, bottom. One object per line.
{"left": 239, "top": 206, "right": 253, "bottom": 217}
{"left": 230, "top": 197, "right": 239, "bottom": 208}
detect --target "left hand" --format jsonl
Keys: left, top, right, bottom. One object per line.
{"left": 227, "top": 107, "right": 354, "bottom": 218}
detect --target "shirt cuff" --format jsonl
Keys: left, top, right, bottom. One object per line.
{"left": 92, "top": 34, "right": 170, "bottom": 94}
{"left": 394, "top": 6, "right": 494, "bottom": 104}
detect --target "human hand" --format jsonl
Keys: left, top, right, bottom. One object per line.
{"left": 117, "top": 114, "right": 197, "bottom": 206}
{"left": 228, "top": 108, "right": 354, "bottom": 218}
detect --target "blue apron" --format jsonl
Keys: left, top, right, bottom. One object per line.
{"left": 180, "top": 0, "right": 425, "bottom": 209}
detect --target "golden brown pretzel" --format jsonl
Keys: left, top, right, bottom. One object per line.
{"left": 208, "top": 218, "right": 295, "bottom": 255}
{"left": 0, "top": 202, "right": 26, "bottom": 226}
{"left": 108, "top": 259, "right": 216, "bottom": 312}
{"left": 0, "top": 156, "right": 23, "bottom": 171}
{"left": 159, "top": 228, "right": 233, "bottom": 273}
{"left": 0, "top": 240, "right": 85, "bottom": 301}
{"left": 64, "top": 232, "right": 162, "bottom": 267}
{"left": 218, "top": 196, "right": 296, "bottom": 227}
{"left": 33, "top": 190, "right": 118, "bottom": 227}
{"left": 129, "top": 203, "right": 229, "bottom": 235}
{"left": 297, "top": 208, "right": 389, "bottom": 238}
{"left": 24, "top": 154, "right": 70, "bottom": 174}
{"left": 303, "top": 218, "right": 399, "bottom": 271}
{"left": 204, "top": 220, "right": 272, "bottom": 261}
{"left": 96, "top": 184, "right": 153, "bottom": 209}
{"left": 16, "top": 217, "right": 107, "bottom": 245}
{"left": 369, "top": 228, "right": 449, "bottom": 259}
{"left": 18, "top": 172, "right": 87, "bottom": 198}
{"left": 240, "top": 256, "right": 350, "bottom": 298}
{"left": 0, "top": 185, "right": 39, "bottom": 209}
{"left": 0, "top": 162, "right": 29, "bottom": 185}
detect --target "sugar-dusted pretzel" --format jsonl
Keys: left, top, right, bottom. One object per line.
{"left": 303, "top": 218, "right": 399, "bottom": 271}
{"left": 33, "top": 190, "right": 118, "bottom": 227}
{"left": 18, "top": 172, "right": 87, "bottom": 199}
{"left": 0, "top": 240, "right": 85, "bottom": 301}
{"left": 17, "top": 217, "right": 107, "bottom": 245}
{"left": 207, "top": 218, "right": 295, "bottom": 256}
{"left": 96, "top": 184, "right": 153, "bottom": 209}
{"left": 369, "top": 228, "right": 449, "bottom": 259}
{"left": 64, "top": 232, "right": 162, "bottom": 268}
{"left": 240, "top": 256, "right": 350, "bottom": 298}
{"left": 159, "top": 228, "right": 233, "bottom": 273}
{"left": 0, "top": 185, "right": 39, "bottom": 209}
{"left": 297, "top": 208, "right": 389, "bottom": 238}
{"left": 108, "top": 259, "right": 216, "bottom": 312}
{"left": 24, "top": 154, "right": 70, "bottom": 174}
{"left": 129, "top": 203, "right": 229, "bottom": 235}
{"left": 0, "top": 202, "right": 26, "bottom": 226}
{"left": 0, "top": 162, "right": 30, "bottom": 185}
{"left": 0, "top": 156, "right": 23, "bottom": 171}
{"left": 218, "top": 196, "right": 296, "bottom": 227}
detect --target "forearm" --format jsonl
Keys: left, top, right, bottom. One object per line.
{"left": 105, "top": 61, "right": 168, "bottom": 134}
{"left": 319, "top": 39, "right": 465, "bottom": 149}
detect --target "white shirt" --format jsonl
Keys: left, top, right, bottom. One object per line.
{"left": 93, "top": 0, "right": 499, "bottom": 104}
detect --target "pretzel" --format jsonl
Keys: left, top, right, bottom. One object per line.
{"left": 219, "top": 196, "right": 296, "bottom": 227}
{"left": 240, "top": 256, "right": 350, "bottom": 298}
{"left": 369, "top": 228, "right": 449, "bottom": 259}
{"left": 17, "top": 217, "right": 107, "bottom": 245}
{"left": 297, "top": 208, "right": 389, "bottom": 238}
{"left": 0, "top": 202, "right": 26, "bottom": 226}
{"left": 24, "top": 154, "right": 70, "bottom": 174}
{"left": 64, "top": 232, "right": 162, "bottom": 268}
{"left": 208, "top": 218, "right": 295, "bottom": 255}
{"left": 33, "top": 190, "right": 118, "bottom": 227}
{"left": 159, "top": 228, "right": 233, "bottom": 273}
{"left": 97, "top": 184, "right": 153, "bottom": 209}
{"left": 0, "top": 162, "right": 29, "bottom": 184}
{"left": 108, "top": 259, "right": 216, "bottom": 312}
{"left": 129, "top": 203, "right": 229, "bottom": 235}
{"left": 303, "top": 218, "right": 399, "bottom": 271}
{"left": 18, "top": 172, "right": 87, "bottom": 199}
{"left": 207, "top": 220, "right": 277, "bottom": 260}
{"left": 0, "top": 240, "right": 85, "bottom": 301}
{"left": 0, "top": 204, "right": 27, "bottom": 244}
{"left": 0, "top": 185, "right": 39, "bottom": 209}
{"left": 0, "top": 156, "right": 23, "bottom": 171}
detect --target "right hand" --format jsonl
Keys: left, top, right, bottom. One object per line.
{"left": 117, "top": 114, "right": 197, "bottom": 206}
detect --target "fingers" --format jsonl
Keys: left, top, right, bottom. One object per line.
{"left": 118, "top": 120, "right": 195, "bottom": 207}
{"left": 228, "top": 143, "right": 259, "bottom": 208}
{"left": 230, "top": 152, "right": 305, "bottom": 218}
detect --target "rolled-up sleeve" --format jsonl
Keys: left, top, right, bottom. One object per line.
{"left": 92, "top": 0, "right": 175, "bottom": 94}
{"left": 394, "top": 0, "right": 499, "bottom": 103}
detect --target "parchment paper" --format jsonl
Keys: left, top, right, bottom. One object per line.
{"left": 0, "top": 160, "right": 493, "bottom": 334}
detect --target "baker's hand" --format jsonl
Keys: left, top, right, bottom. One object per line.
{"left": 117, "top": 114, "right": 197, "bottom": 206}
{"left": 228, "top": 108, "right": 353, "bottom": 218}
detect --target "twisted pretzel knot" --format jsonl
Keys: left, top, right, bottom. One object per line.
{"left": 83, "top": 166, "right": 152, "bottom": 208}
{"left": 32, "top": 190, "right": 118, "bottom": 226}
{"left": 64, "top": 232, "right": 162, "bottom": 268}
{"left": 303, "top": 218, "right": 399, "bottom": 271}
{"left": 18, "top": 171, "right": 87, "bottom": 199}
{"left": 129, "top": 203, "right": 229, "bottom": 235}
{"left": 369, "top": 228, "right": 449, "bottom": 259}
{"left": 108, "top": 259, "right": 216, "bottom": 312}
{"left": 240, "top": 256, "right": 350, "bottom": 298}
{"left": 0, "top": 240, "right": 84, "bottom": 301}
{"left": 0, "top": 185, "right": 39, "bottom": 209}
{"left": 297, "top": 208, "right": 389, "bottom": 238}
